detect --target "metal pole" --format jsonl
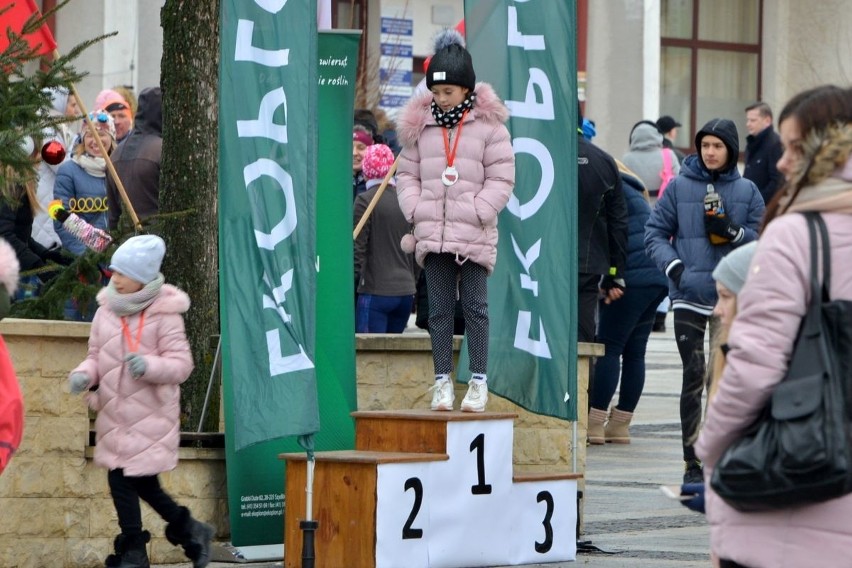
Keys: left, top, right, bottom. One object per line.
{"left": 197, "top": 336, "right": 221, "bottom": 432}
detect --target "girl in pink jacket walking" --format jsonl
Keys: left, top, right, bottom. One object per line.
{"left": 68, "top": 235, "right": 213, "bottom": 568}
{"left": 396, "top": 29, "right": 515, "bottom": 413}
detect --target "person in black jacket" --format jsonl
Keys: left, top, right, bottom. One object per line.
{"left": 105, "top": 87, "right": 162, "bottom": 229}
{"left": 0, "top": 181, "right": 68, "bottom": 296}
{"left": 743, "top": 101, "right": 784, "bottom": 205}
{"left": 577, "top": 108, "right": 628, "bottom": 344}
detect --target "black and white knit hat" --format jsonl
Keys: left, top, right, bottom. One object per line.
{"left": 426, "top": 29, "right": 476, "bottom": 92}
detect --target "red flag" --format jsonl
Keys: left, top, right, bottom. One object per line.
{"left": 0, "top": 0, "right": 57, "bottom": 56}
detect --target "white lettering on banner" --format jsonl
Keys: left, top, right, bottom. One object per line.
{"left": 242, "top": 159, "right": 297, "bottom": 250}
{"left": 507, "top": 137, "right": 553, "bottom": 219}
{"left": 506, "top": 3, "right": 556, "bottom": 360}
{"left": 266, "top": 331, "right": 314, "bottom": 375}
{"left": 514, "top": 312, "right": 552, "bottom": 358}
{"left": 237, "top": 88, "right": 288, "bottom": 143}
{"left": 507, "top": 6, "right": 545, "bottom": 50}
{"left": 262, "top": 269, "right": 295, "bottom": 323}
{"left": 505, "top": 68, "right": 554, "bottom": 120}
{"left": 263, "top": 271, "right": 314, "bottom": 376}
{"left": 510, "top": 236, "right": 540, "bottom": 297}
{"left": 235, "top": 20, "right": 290, "bottom": 66}
{"left": 254, "top": 0, "right": 287, "bottom": 13}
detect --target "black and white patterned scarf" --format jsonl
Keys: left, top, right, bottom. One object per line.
{"left": 431, "top": 92, "right": 477, "bottom": 128}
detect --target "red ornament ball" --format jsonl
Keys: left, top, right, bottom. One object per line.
{"left": 41, "top": 140, "right": 66, "bottom": 165}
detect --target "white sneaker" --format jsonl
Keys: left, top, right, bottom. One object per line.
{"left": 461, "top": 378, "right": 488, "bottom": 412}
{"left": 430, "top": 377, "right": 454, "bottom": 411}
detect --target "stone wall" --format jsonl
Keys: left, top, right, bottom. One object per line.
{"left": 0, "top": 319, "right": 228, "bottom": 567}
{"left": 0, "top": 320, "right": 598, "bottom": 567}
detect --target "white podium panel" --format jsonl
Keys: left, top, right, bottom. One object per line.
{"left": 506, "top": 478, "right": 577, "bottom": 564}
{"left": 286, "top": 411, "right": 579, "bottom": 568}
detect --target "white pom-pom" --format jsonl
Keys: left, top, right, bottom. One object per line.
{"left": 400, "top": 233, "right": 416, "bottom": 253}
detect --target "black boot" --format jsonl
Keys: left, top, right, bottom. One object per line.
{"left": 165, "top": 507, "right": 215, "bottom": 568}
{"left": 104, "top": 531, "right": 150, "bottom": 568}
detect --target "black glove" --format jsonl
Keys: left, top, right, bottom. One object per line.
{"left": 667, "top": 262, "right": 684, "bottom": 288}
{"left": 704, "top": 214, "right": 743, "bottom": 243}
{"left": 599, "top": 274, "right": 625, "bottom": 294}
{"left": 46, "top": 248, "right": 73, "bottom": 266}
{"left": 680, "top": 482, "right": 706, "bottom": 514}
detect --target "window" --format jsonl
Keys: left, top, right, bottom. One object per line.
{"left": 660, "top": 0, "right": 762, "bottom": 154}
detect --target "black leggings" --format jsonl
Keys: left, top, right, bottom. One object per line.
{"left": 719, "top": 560, "right": 750, "bottom": 568}
{"left": 108, "top": 468, "right": 182, "bottom": 535}
{"left": 424, "top": 253, "right": 489, "bottom": 375}
{"left": 673, "top": 310, "right": 718, "bottom": 462}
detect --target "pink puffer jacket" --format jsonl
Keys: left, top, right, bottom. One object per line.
{"left": 696, "top": 162, "right": 852, "bottom": 567}
{"left": 73, "top": 284, "right": 193, "bottom": 476}
{"left": 396, "top": 82, "right": 515, "bottom": 274}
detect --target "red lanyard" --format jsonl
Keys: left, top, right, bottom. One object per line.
{"left": 121, "top": 312, "right": 146, "bottom": 352}
{"left": 441, "top": 110, "right": 468, "bottom": 168}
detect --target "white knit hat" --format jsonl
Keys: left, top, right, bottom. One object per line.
{"left": 109, "top": 235, "right": 166, "bottom": 285}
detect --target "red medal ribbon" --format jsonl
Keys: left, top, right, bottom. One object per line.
{"left": 121, "top": 311, "right": 146, "bottom": 353}
{"left": 441, "top": 110, "right": 469, "bottom": 168}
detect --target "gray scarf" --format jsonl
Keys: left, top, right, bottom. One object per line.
{"left": 105, "top": 274, "right": 165, "bottom": 316}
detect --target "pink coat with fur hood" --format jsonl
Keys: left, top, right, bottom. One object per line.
{"left": 696, "top": 155, "right": 852, "bottom": 567}
{"left": 396, "top": 82, "right": 515, "bottom": 274}
{"left": 73, "top": 284, "right": 193, "bottom": 477}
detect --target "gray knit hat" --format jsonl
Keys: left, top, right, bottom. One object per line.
{"left": 712, "top": 241, "right": 758, "bottom": 295}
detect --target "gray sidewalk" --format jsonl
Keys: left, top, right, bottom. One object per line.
{"left": 155, "top": 313, "right": 710, "bottom": 567}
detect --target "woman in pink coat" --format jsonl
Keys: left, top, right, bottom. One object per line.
{"left": 396, "top": 29, "right": 514, "bottom": 413}
{"left": 696, "top": 85, "right": 852, "bottom": 568}
{"left": 68, "top": 235, "right": 213, "bottom": 568}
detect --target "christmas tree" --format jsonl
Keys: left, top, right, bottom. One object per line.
{"left": 1, "top": 0, "right": 112, "bottom": 318}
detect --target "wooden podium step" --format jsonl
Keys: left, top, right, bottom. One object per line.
{"left": 281, "top": 410, "right": 579, "bottom": 568}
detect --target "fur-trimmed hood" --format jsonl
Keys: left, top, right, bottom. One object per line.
{"left": 397, "top": 82, "right": 510, "bottom": 148}
{"left": 0, "top": 238, "right": 19, "bottom": 296}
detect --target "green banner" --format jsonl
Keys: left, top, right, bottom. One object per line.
{"left": 219, "top": 0, "right": 317, "bottom": 547}
{"left": 460, "top": 1, "right": 579, "bottom": 420}
{"left": 314, "top": 30, "right": 361, "bottom": 450}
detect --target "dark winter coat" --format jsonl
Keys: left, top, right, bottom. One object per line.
{"left": 0, "top": 192, "right": 54, "bottom": 271}
{"left": 619, "top": 168, "right": 666, "bottom": 289}
{"left": 354, "top": 180, "right": 418, "bottom": 296}
{"left": 743, "top": 125, "right": 784, "bottom": 205}
{"left": 106, "top": 87, "right": 163, "bottom": 229}
{"left": 578, "top": 136, "right": 628, "bottom": 276}
{"left": 645, "top": 119, "right": 764, "bottom": 312}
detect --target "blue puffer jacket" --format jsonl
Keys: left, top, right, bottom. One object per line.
{"left": 644, "top": 119, "right": 764, "bottom": 312}
{"left": 619, "top": 168, "right": 666, "bottom": 289}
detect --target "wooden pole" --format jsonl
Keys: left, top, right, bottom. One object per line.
{"left": 54, "top": 50, "right": 142, "bottom": 230}
{"left": 352, "top": 155, "right": 400, "bottom": 240}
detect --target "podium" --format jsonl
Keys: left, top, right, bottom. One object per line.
{"left": 281, "top": 410, "right": 580, "bottom": 568}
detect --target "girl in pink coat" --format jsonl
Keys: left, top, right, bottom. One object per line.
{"left": 68, "top": 235, "right": 213, "bottom": 568}
{"left": 696, "top": 85, "right": 852, "bottom": 567}
{"left": 396, "top": 29, "right": 515, "bottom": 413}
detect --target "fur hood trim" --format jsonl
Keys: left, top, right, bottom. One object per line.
{"left": 397, "top": 82, "right": 510, "bottom": 148}
{"left": 0, "top": 238, "right": 20, "bottom": 295}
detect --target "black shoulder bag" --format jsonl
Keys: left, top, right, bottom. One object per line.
{"left": 710, "top": 212, "right": 852, "bottom": 512}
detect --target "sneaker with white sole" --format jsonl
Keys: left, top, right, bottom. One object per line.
{"left": 430, "top": 377, "right": 454, "bottom": 411}
{"left": 461, "top": 378, "right": 488, "bottom": 412}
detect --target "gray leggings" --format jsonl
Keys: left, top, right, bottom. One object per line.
{"left": 424, "top": 253, "right": 489, "bottom": 375}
